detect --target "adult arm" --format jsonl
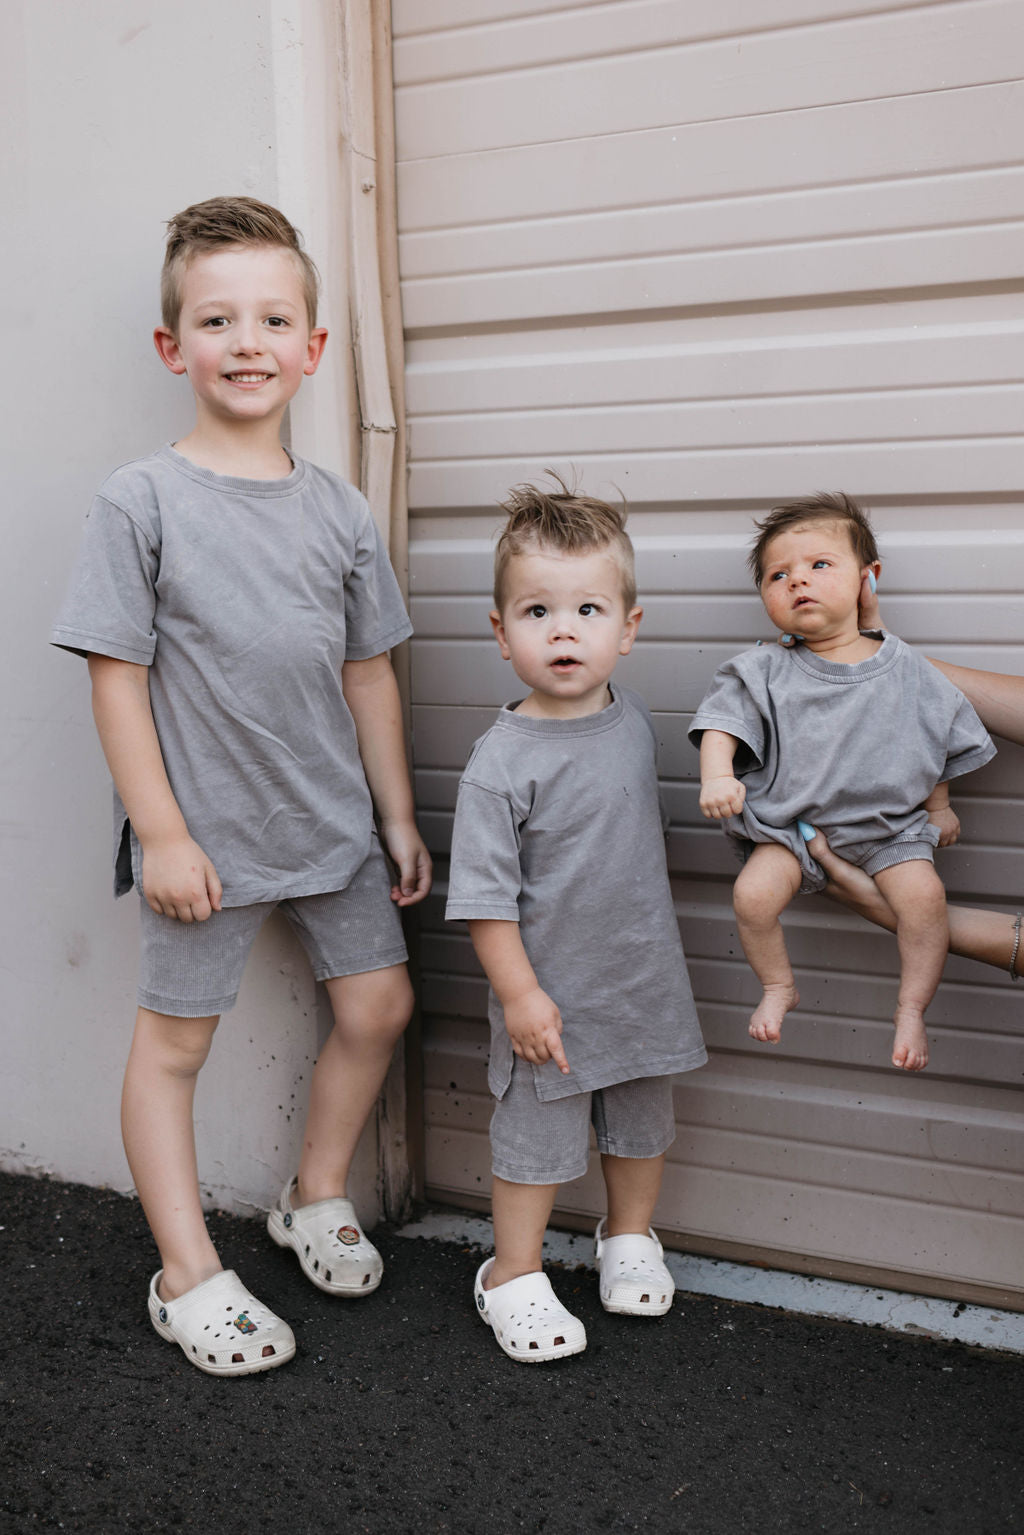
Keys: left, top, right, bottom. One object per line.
{"left": 467, "top": 920, "right": 570, "bottom": 1074}
{"left": 341, "top": 652, "right": 432, "bottom": 906}
{"left": 87, "top": 655, "right": 222, "bottom": 922}
{"left": 857, "top": 573, "right": 1024, "bottom": 745}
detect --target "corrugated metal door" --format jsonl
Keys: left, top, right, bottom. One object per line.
{"left": 393, "top": 0, "right": 1024, "bottom": 1306}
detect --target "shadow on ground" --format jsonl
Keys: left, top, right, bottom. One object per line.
{"left": 2, "top": 1171, "right": 1021, "bottom": 1533}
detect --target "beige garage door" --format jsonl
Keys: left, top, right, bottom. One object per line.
{"left": 394, "top": 0, "right": 1024, "bottom": 1306}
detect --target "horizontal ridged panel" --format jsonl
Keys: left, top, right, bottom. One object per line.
{"left": 396, "top": 0, "right": 1024, "bottom": 1299}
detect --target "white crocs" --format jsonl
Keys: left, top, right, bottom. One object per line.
{"left": 148, "top": 1269, "right": 296, "bottom": 1376}
{"left": 595, "top": 1218, "right": 675, "bottom": 1316}
{"left": 267, "top": 1177, "right": 383, "bottom": 1296}
{"left": 474, "top": 1258, "right": 587, "bottom": 1364}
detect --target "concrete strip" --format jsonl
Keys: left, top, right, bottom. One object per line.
{"left": 396, "top": 1211, "right": 1024, "bottom": 1356}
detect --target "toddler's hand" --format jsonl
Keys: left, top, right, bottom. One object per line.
{"left": 504, "top": 988, "right": 570, "bottom": 1075}
{"left": 141, "top": 835, "right": 223, "bottom": 923}
{"left": 927, "top": 804, "right": 961, "bottom": 847}
{"left": 700, "top": 775, "right": 746, "bottom": 820}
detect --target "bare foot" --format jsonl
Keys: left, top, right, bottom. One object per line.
{"left": 749, "top": 984, "right": 799, "bottom": 1043}
{"left": 892, "top": 1007, "right": 929, "bottom": 1071}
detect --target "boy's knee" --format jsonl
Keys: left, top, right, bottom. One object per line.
{"left": 135, "top": 1007, "right": 218, "bottom": 1076}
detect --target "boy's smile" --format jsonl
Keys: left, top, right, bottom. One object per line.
{"left": 490, "top": 548, "right": 642, "bottom": 719}
{"left": 154, "top": 245, "right": 326, "bottom": 441}
{"left": 760, "top": 521, "right": 877, "bottom": 653}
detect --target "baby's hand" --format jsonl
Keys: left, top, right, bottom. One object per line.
{"left": 927, "top": 804, "right": 961, "bottom": 847}
{"left": 141, "top": 834, "right": 223, "bottom": 923}
{"left": 504, "top": 988, "right": 570, "bottom": 1075}
{"left": 700, "top": 775, "right": 746, "bottom": 820}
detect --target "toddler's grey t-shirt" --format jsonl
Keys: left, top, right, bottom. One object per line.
{"left": 51, "top": 445, "right": 412, "bottom": 905}
{"left": 689, "top": 633, "right": 995, "bottom": 890}
{"left": 445, "top": 685, "right": 707, "bottom": 1103}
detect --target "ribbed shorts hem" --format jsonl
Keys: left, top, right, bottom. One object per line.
{"left": 313, "top": 942, "right": 409, "bottom": 982}
{"left": 136, "top": 987, "right": 238, "bottom": 1020}
{"left": 860, "top": 840, "right": 936, "bottom": 877}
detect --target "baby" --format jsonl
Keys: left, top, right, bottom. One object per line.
{"left": 689, "top": 493, "right": 995, "bottom": 1071}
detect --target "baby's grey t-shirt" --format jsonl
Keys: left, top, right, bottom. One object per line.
{"left": 445, "top": 685, "right": 707, "bottom": 1103}
{"left": 689, "top": 633, "right": 996, "bottom": 890}
{"left": 50, "top": 445, "right": 412, "bottom": 905}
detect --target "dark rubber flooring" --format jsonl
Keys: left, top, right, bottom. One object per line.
{"left": 2, "top": 1170, "right": 1021, "bottom": 1533}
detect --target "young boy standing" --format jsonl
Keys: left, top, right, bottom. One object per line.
{"left": 445, "top": 483, "right": 706, "bottom": 1363}
{"left": 690, "top": 493, "right": 994, "bottom": 1072}
{"left": 51, "top": 197, "right": 430, "bottom": 1375}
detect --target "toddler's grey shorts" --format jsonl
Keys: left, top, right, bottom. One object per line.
{"left": 490, "top": 1059, "right": 676, "bottom": 1185}
{"left": 136, "top": 836, "right": 407, "bottom": 1019}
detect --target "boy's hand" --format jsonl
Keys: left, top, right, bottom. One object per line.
{"left": 504, "top": 988, "right": 571, "bottom": 1074}
{"left": 141, "top": 834, "right": 223, "bottom": 922}
{"left": 380, "top": 817, "right": 433, "bottom": 906}
{"left": 700, "top": 775, "right": 746, "bottom": 820}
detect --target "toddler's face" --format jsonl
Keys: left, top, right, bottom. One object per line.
{"left": 759, "top": 521, "right": 871, "bottom": 641}
{"left": 490, "top": 546, "right": 641, "bottom": 719}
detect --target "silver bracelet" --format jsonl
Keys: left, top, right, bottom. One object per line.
{"left": 1011, "top": 912, "right": 1022, "bottom": 983}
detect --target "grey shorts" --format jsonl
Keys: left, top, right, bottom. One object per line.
{"left": 137, "top": 839, "right": 408, "bottom": 1018}
{"left": 490, "top": 1059, "right": 677, "bottom": 1185}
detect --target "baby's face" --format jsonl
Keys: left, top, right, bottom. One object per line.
{"left": 759, "top": 521, "right": 869, "bottom": 641}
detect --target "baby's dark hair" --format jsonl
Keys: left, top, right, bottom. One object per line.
{"left": 748, "top": 491, "right": 879, "bottom": 586}
{"left": 160, "top": 195, "right": 320, "bottom": 334}
{"left": 493, "top": 474, "right": 636, "bottom": 611}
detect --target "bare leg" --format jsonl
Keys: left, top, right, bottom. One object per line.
{"left": 601, "top": 1152, "right": 665, "bottom": 1236}
{"left": 874, "top": 862, "right": 948, "bottom": 1072}
{"left": 809, "top": 829, "right": 1021, "bottom": 975}
{"left": 733, "top": 843, "right": 805, "bottom": 1044}
{"left": 487, "top": 1178, "right": 559, "bottom": 1288}
{"left": 294, "top": 963, "right": 413, "bottom": 1206}
{"left": 121, "top": 1007, "right": 222, "bottom": 1301}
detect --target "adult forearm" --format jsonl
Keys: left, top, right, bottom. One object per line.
{"left": 926, "top": 660, "right": 1024, "bottom": 746}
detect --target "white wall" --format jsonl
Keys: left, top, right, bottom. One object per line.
{"left": 1, "top": 1, "right": 380, "bottom": 1221}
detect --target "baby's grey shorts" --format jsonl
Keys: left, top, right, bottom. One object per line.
{"left": 136, "top": 837, "right": 407, "bottom": 1019}
{"left": 490, "top": 1059, "right": 676, "bottom": 1185}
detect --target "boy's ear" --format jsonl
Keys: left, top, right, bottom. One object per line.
{"left": 489, "top": 609, "right": 512, "bottom": 660}
{"left": 304, "top": 327, "right": 328, "bottom": 376}
{"left": 153, "top": 326, "right": 187, "bottom": 375}
{"left": 618, "top": 605, "right": 643, "bottom": 656}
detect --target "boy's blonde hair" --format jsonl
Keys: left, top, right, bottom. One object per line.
{"left": 748, "top": 491, "right": 879, "bottom": 587}
{"left": 160, "top": 195, "right": 320, "bottom": 335}
{"left": 493, "top": 475, "right": 637, "bottom": 612}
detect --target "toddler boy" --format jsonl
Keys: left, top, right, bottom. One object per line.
{"left": 690, "top": 492, "right": 994, "bottom": 1071}
{"left": 445, "top": 481, "right": 706, "bottom": 1363}
{"left": 50, "top": 197, "right": 430, "bottom": 1374}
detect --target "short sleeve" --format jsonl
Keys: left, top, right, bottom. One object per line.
{"left": 942, "top": 692, "right": 997, "bottom": 782}
{"left": 342, "top": 495, "right": 413, "bottom": 661}
{"left": 688, "top": 661, "right": 767, "bottom": 771}
{"left": 445, "top": 781, "right": 523, "bottom": 923}
{"left": 50, "top": 497, "right": 159, "bottom": 664}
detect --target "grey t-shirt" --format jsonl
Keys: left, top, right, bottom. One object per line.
{"left": 51, "top": 444, "right": 412, "bottom": 905}
{"left": 445, "top": 685, "right": 707, "bottom": 1103}
{"left": 689, "top": 633, "right": 996, "bottom": 891}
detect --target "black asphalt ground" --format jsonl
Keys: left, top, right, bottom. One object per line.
{"left": 2, "top": 1169, "right": 1021, "bottom": 1534}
